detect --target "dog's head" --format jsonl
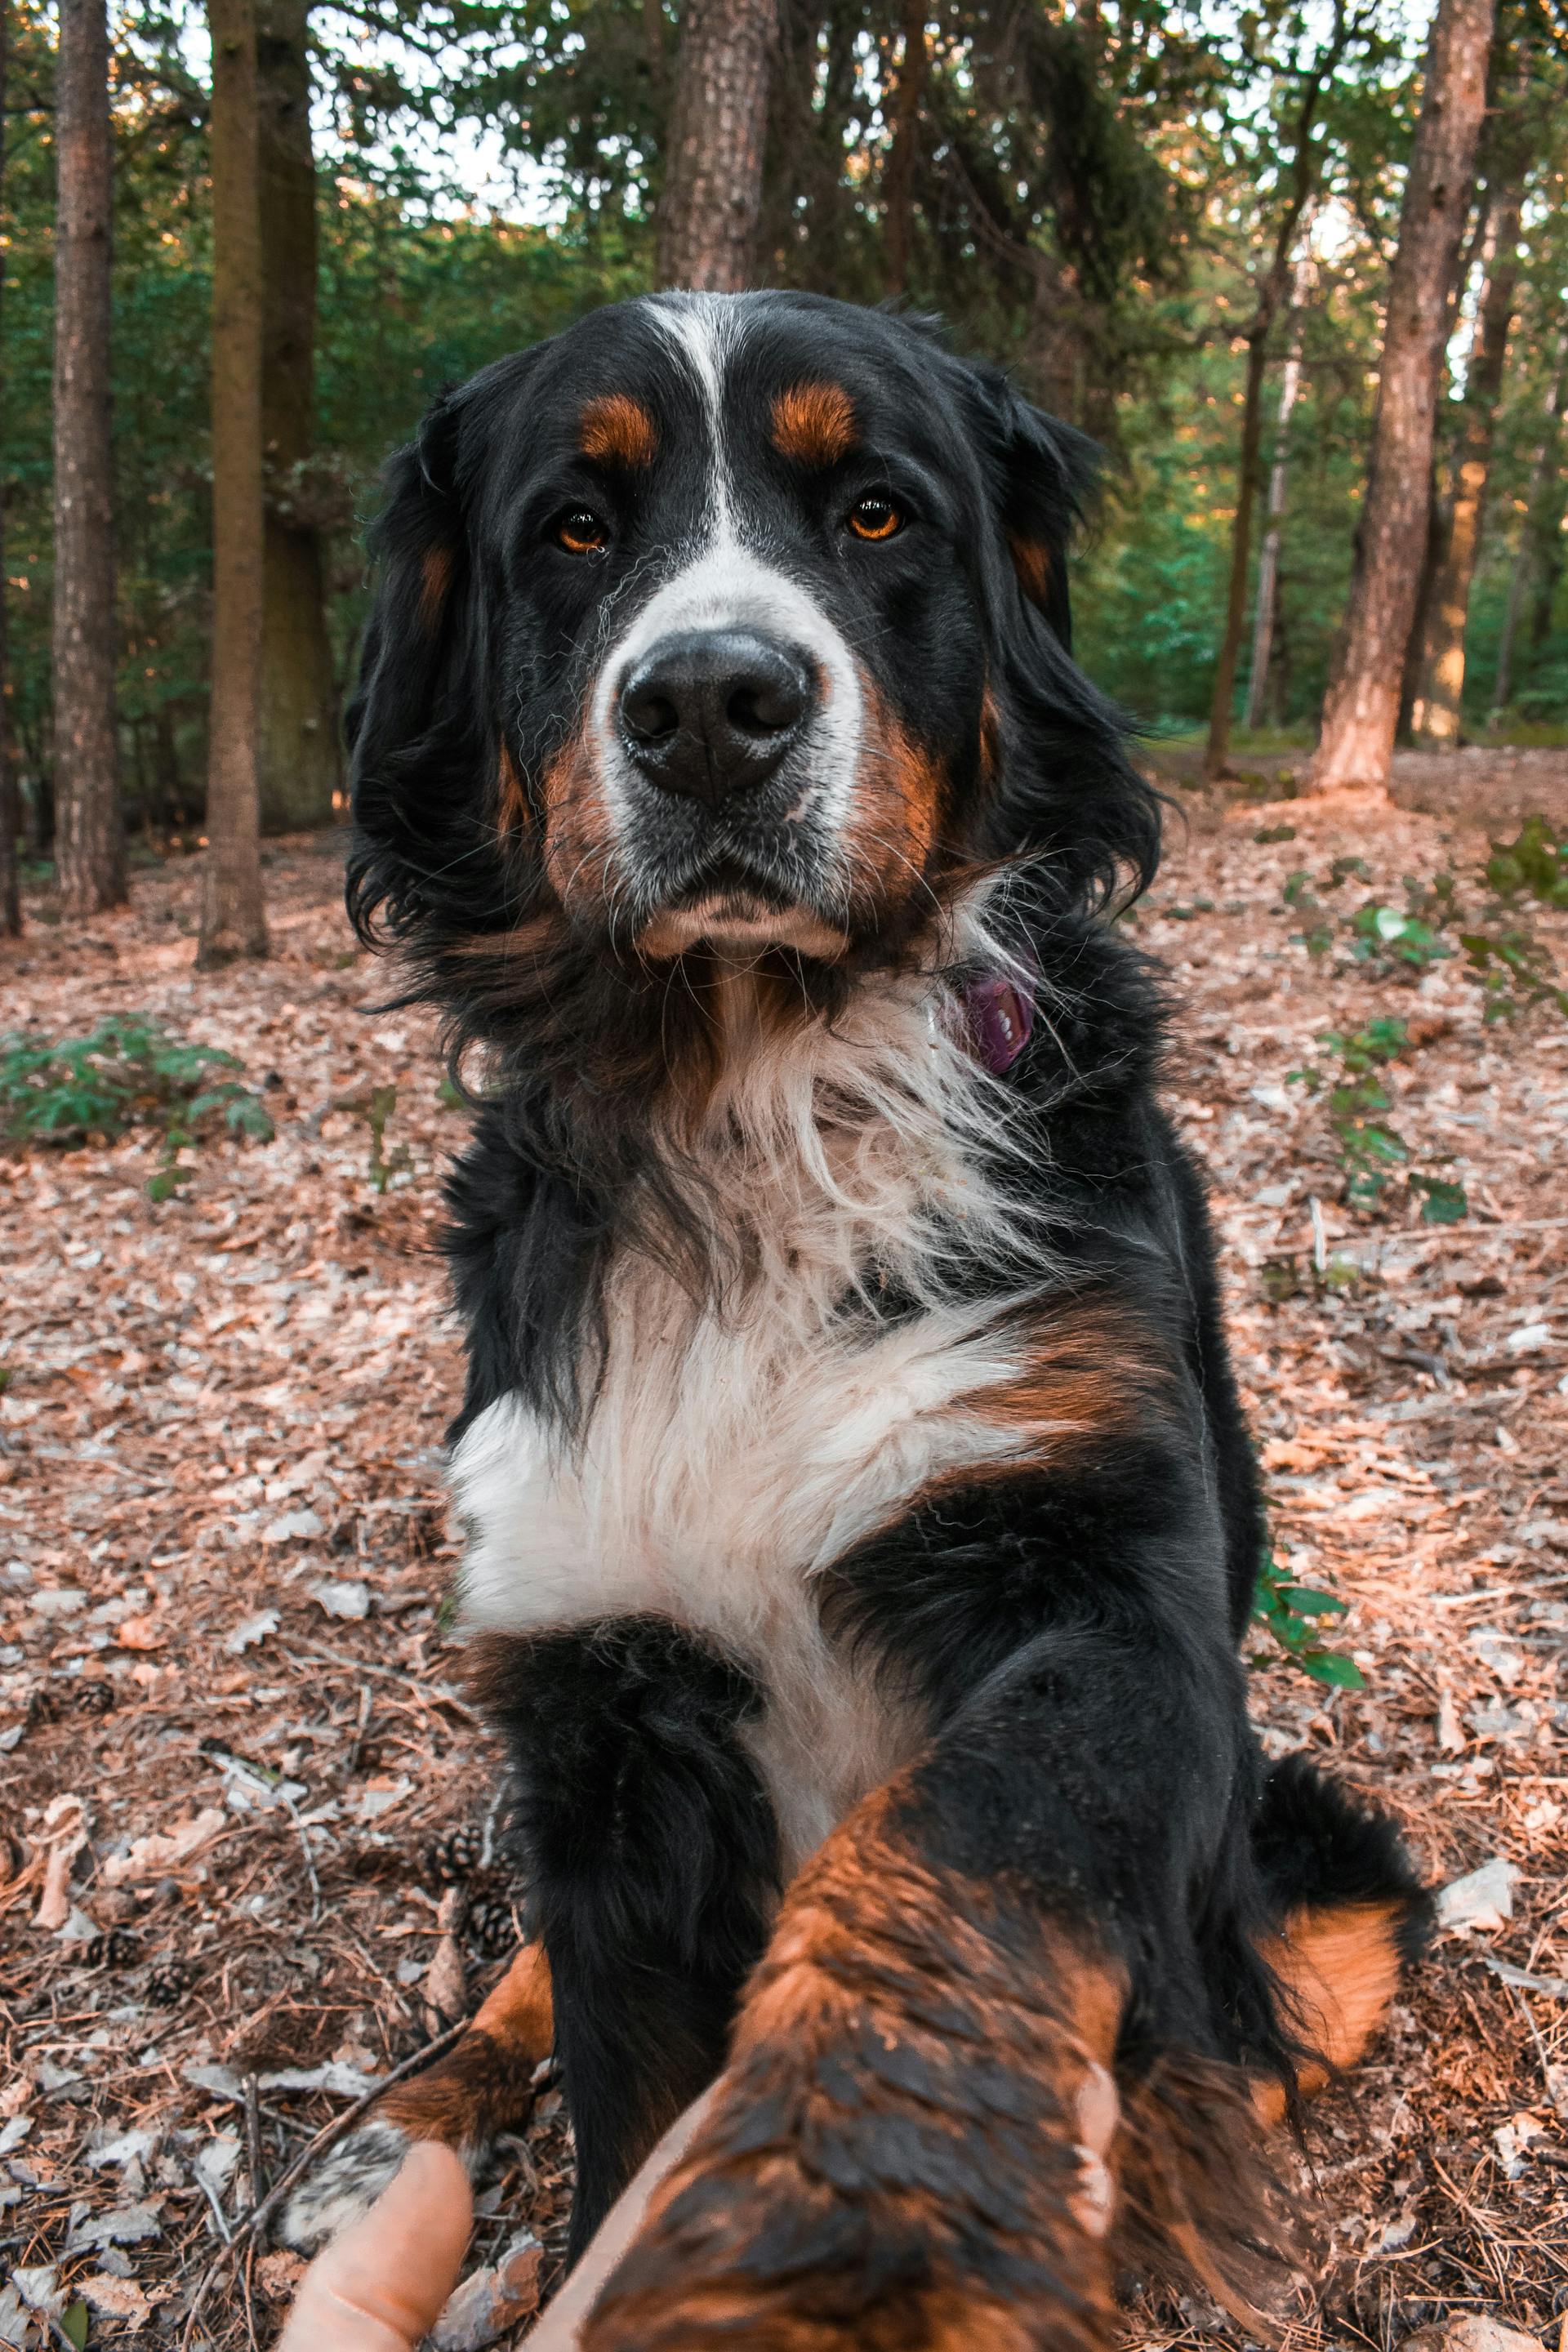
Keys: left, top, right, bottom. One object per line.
{"left": 347, "top": 292, "right": 1156, "bottom": 1059}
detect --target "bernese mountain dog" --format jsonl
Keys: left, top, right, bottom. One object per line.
{"left": 285, "top": 291, "right": 1426, "bottom": 2345}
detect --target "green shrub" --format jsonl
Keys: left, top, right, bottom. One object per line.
{"left": 0, "top": 1015, "right": 273, "bottom": 1200}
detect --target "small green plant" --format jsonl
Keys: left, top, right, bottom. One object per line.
{"left": 1484, "top": 813, "right": 1568, "bottom": 909}
{"left": 0, "top": 1016, "right": 273, "bottom": 1200}
{"left": 1348, "top": 900, "right": 1450, "bottom": 973}
{"left": 360, "top": 1084, "right": 413, "bottom": 1193}
{"left": 1289, "top": 1020, "right": 1467, "bottom": 1222}
{"left": 1254, "top": 822, "right": 1296, "bottom": 844}
{"left": 1252, "top": 1544, "right": 1365, "bottom": 1689}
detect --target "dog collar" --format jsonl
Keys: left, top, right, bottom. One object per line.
{"left": 962, "top": 972, "right": 1035, "bottom": 1075}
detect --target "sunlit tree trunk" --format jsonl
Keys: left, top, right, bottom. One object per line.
{"left": 1486, "top": 324, "right": 1567, "bottom": 722}
{"left": 1409, "top": 166, "right": 1525, "bottom": 742}
{"left": 257, "top": 0, "right": 336, "bottom": 832}
{"left": 1245, "top": 287, "right": 1307, "bottom": 733}
{"left": 1309, "top": 0, "right": 1495, "bottom": 792}
{"left": 0, "top": 0, "right": 18, "bottom": 937}
{"left": 52, "top": 0, "right": 125, "bottom": 915}
{"left": 882, "top": 0, "right": 928, "bottom": 299}
{"left": 656, "top": 0, "right": 777, "bottom": 291}
{"left": 1205, "top": 16, "right": 1346, "bottom": 781}
{"left": 198, "top": 0, "right": 269, "bottom": 966}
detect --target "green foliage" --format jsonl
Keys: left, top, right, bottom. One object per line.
{"left": 1252, "top": 1544, "right": 1365, "bottom": 1688}
{"left": 1289, "top": 1020, "right": 1466, "bottom": 1221}
{"left": 1485, "top": 815, "right": 1568, "bottom": 909}
{"left": 0, "top": 1020, "right": 273, "bottom": 1178}
{"left": 1456, "top": 820, "right": 1568, "bottom": 1021}
{"left": 1347, "top": 900, "right": 1450, "bottom": 973}
{"left": 350, "top": 1085, "right": 413, "bottom": 1194}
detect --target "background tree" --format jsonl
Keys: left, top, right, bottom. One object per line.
{"left": 198, "top": 0, "right": 267, "bottom": 965}
{"left": 51, "top": 0, "right": 124, "bottom": 913}
{"left": 0, "top": 0, "right": 18, "bottom": 936}
{"left": 1310, "top": 0, "right": 1497, "bottom": 791}
{"left": 1204, "top": 1, "right": 1361, "bottom": 780}
{"left": 656, "top": 0, "right": 777, "bottom": 289}
{"left": 257, "top": 0, "right": 337, "bottom": 831}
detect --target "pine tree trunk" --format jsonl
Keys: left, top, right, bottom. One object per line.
{"left": 0, "top": 0, "right": 20, "bottom": 937}
{"left": 198, "top": 0, "right": 268, "bottom": 966}
{"left": 1489, "top": 327, "right": 1568, "bottom": 719}
{"left": 882, "top": 0, "right": 928, "bottom": 299}
{"left": 257, "top": 0, "right": 336, "bottom": 833}
{"left": 1410, "top": 174, "right": 1524, "bottom": 744}
{"left": 1205, "top": 324, "right": 1272, "bottom": 777}
{"left": 1309, "top": 0, "right": 1495, "bottom": 793}
{"left": 1245, "top": 310, "right": 1306, "bottom": 733}
{"left": 656, "top": 0, "right": 777, "bottom": 292}
{"left": 52, "top": 0, "right": 125, "bottom": 915}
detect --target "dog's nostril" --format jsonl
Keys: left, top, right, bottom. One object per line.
{"left": 728, "top": 673, "right": 807, "bottom": 737}
{"left": 622, "top": 686, "right": 680, "bottom": 746}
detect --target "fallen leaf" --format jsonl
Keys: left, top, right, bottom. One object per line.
{"left": 312, "top": 1578, "right": 371, "bottom": 1620}
{"left": 1434, "top": 1855, "right": 1518, "bottom": 1935}
{"left": 225, "top": 1608, "right": 279, "bottom": 1654}
{"left": 115, "top": 1614, "right": 167, "bottom": 1651}
{"left": 78, "top": 2274, "right": 153, "bottom": 2331}
{"left": 102, "top": 1808, "right": 226, "bottom": 1887}
{"left": 430, "top": 2233, "right": 543, "bottom": 2350}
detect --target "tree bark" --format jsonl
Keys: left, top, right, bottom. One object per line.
{"left": 1245, "top": 286, "right": 1307, "bottom": 733}
{"left": 882, "top": 0, "right": 929, "bottom": 299}
{"left": 257, "top": 0, "right": 336, "bottom": 832}
{"left": 656, "top": 0, "right": 777, "bottom": 292}
{"left": 0, "top": 0, "right": 19, "bottom": 937}
{"left": 198, "top": 0, "right": 269, "bottom": 966}
{"left": 1489, "top": 326, "right": 1568, "bottom": 719}
{"left": 52, "top": 0, "right": 126, "bottom": 915}
{"left": 1205, "top": 13, "right": 1346, "bottom": 781}
{"left": 1409, "top": 169, "right": 1524, "bottom": 744}
{"left": 1309, "top": 0, "right": 1495, "bottom": 792}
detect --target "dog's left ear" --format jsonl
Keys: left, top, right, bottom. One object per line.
{"left": 969, "top": 372, "right": 1100, "bottom": 652}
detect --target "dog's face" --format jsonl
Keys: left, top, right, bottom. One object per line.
{"left": 349, "top": 293, "right": 1154, "bottom": 1049}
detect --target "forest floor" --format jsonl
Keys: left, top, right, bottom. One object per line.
{"left": 2, "top": 768, "right": 1568, "bottom": 2352}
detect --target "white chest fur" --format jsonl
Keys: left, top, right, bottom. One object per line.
{"left": 449, "top": 932, "right": 1041, "bottom": 1869}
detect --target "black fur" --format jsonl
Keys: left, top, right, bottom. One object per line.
{"left": 344, "top": 291, "right": 1425, "bottom": 2308}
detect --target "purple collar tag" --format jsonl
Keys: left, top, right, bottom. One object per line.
{"left": 962, "top": 973, "right": 1035, "bottom": 1075}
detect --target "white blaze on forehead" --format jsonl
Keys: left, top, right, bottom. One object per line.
{"left": 586, "top": 292, "right": 863, "bottom": 837}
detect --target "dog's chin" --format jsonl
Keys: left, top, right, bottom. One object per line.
{"left": 636, "top": 892, "right": 852, "bottom": 964}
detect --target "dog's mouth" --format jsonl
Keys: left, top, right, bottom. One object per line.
{"left": 636, "top": 884, "right": 852, "bottom": 964}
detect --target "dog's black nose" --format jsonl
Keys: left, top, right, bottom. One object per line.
{"left": 620, "top": 630, "right": 814, "bottom": 804}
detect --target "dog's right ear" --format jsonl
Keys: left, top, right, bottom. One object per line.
{"left": 345, "top": 388, "right": 482, "bottom": 945}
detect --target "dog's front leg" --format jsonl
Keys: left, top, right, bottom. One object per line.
{"left": 574, "top": 1610, "right": 1285, "bottom": 2352}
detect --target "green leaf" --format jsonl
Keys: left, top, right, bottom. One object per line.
{"left": 1300, "top": 1649, "right": 1367, "bottom": 1690}
{"left": 61, "top": 2299, "right": 90, "bottom": 2350}
{"left": 1276, "top": 1585, "right": 1348, "bottom": 1616}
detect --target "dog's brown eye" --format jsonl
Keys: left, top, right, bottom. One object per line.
{"left": 847, "top": 496, "right": 902, "bottom": 543}
{"left": 557, "top": 510, "right": 609, "bottom": 555}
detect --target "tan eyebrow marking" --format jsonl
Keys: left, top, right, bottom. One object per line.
{"left": 579, "top": 394, "right": 658, "bottom": 468}
{"left": 771, "top": 381, "right": 858, "bottom": 467}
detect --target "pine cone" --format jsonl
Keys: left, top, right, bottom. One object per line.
{"left": 425, "top": 1821, "right": 484, "bottom": 1886}
{"left": 85, "top": 1927, "right": 140, "bottom": 1970}
{"left": 75, "top": 1682, "right": 118, "bottom": 1717}
{"left": 465, "top": 1866, "right": 520, "bottom": 1959}
{"left": 145, "top": 1956, "right": 196, "bottom": 2007}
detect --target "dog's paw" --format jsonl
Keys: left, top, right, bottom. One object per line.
{"left": 280, "top": 2118, "right": 412, "bottom": 2252}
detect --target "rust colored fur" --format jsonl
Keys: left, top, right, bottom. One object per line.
{"left": 380, "top": 1943, "right": 554, "bottom": 2156}
{"left": 771, "top": 382, "right": 858, "bottom": 468}
{"left": 581, "top": 393, "right": 658, "bottom": 469}
{"left": 1251, "top": 1897, "right": 1408, "bottom": 2125}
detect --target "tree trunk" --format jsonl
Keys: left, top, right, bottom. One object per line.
{"left": 1245, "top": 296, "right": 1307, "bottom": 733}
{"left": 1309, "top": 0, "right": 1495, "bottom": 793}
{"left": 882, "top": 0, "right": 928, "bottom": 299}
{"left": 1396, "top": 479, "right": 1446, "bottom": 741}
{"left": 0, "top": 0, "right": 19, "bottom": 937}
{"left": 257, "top": 0, "right": 336, "bottom": 832}
{"left": 1205, "top": 325, "right": 1273, "bottom": 777}
{"left": 198, "top": 0, "right": 268, "bottom": 966}
{"left": 1489, "top": 327, "right": 1568, "bottom": 719}
{"left": 1410, "top": 172, "right": 1524, "bottom": 743}
{"left": 656, "top": 0, "right": 777, "bottom": 291}
{"left": 52, "top": 0, "right": 125, "bottom": 915}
